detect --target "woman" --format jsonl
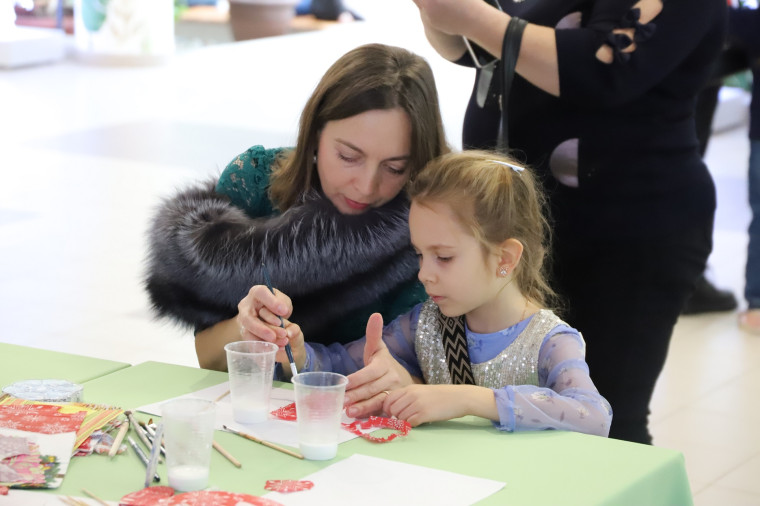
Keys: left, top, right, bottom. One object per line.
{"left": 409, "top": 0, "right": 725, "bottom": 444}
{"left": 145, "top": 43, "right": 448, "bottom": 372}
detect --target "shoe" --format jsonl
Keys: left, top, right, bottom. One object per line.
{"left": 739, "top": 309, "right": 760, "bottom": 335}
{"left": 681, "top": 275, "right": 738, "bottom": 315}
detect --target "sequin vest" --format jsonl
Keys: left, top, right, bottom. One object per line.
{"left": 414, "top": 299, "right": 564, "bottom": 388}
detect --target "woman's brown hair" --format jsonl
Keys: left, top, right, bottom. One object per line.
{"left": 269, "top": 43, "right": 448, "bottom": 210}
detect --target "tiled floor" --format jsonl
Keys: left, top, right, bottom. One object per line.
{"left": 1, "top": 4, "right": 759, "bottom": 504}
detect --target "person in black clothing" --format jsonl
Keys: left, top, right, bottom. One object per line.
{"left": 412, "top": 0, "right": 726, "bottom": 444}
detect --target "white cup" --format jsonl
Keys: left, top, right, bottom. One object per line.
{"left": 224, "top": 341, "right": 279, "bottom": 424}
{"left": 292, "top": 371, "right": 348, "bottom": 460}
{"left": 161, "top": 398, "right": 216, "bottom": 492}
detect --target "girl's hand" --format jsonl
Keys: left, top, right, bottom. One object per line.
{"left": 344, "top": 314, "right": 418, "bottom": 418}
{"left": 237, "top": 285, "right": 292, "bottom": 348}
{"left": 383, "top": 385, "right": 498, "bottom": 426}
{"left": 382, "top": 385, "right": 467, "bottom": 426}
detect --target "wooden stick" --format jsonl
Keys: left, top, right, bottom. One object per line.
{"left": 222, "top": 424, "right": 304, "bottom": 460}
{"left": 214, "top": 389, "right": 231, "bottom": 402}
{"left": 82, "top": 488, "right": 110, "bottom": 506}
{"left": 108, "top": 416, "right": 130, "bottom": 458}
{"left": 213, "top": 439, "right": 242, "bottom": 468}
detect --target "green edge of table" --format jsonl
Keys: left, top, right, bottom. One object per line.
{"left": 39, "top": 361, "right": 692, "bottom": 506}
{"left": 0, "top": 342, "right": 131, "bottom": 386}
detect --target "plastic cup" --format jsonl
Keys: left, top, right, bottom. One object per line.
{"left": 224, "top": 341, "right": 278, "bottom": 424}
{"left": 292, "top": 371, "right": 348, "bottom": 460}
{"left": 161, "top": 398, "right": 216, "bottom": 492}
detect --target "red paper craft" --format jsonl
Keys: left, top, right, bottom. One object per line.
{"left": 119, "top": 485, "right": 175, "bottom": 505}
{"left": 270, "top": 402, "right": 297, "bottom": 421}
{"left": 341, "top": 416, "right": 411, "bottom": 443}
{"left": 163, "top": 490, "right": 283, "bottom": 505}
{"left": 264, "top": 480, "right": 314, "bottom": 493}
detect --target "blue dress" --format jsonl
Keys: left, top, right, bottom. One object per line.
{"left": 299, "top": 302, "right": 612, "bottom": 436}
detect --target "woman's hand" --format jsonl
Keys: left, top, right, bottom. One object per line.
{"left": 344, "top": 313, "right": 419, "bottom": 418}
{"left": 236, "top": 285, "right": 307, "bottom": 370}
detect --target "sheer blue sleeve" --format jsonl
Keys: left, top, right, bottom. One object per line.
{"left": 491, "top": 329, "right": 612, "bottom": 437}
{"left": 299, "top": 304, "right": 423, "bottom": 378}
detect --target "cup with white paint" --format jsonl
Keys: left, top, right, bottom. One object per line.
{"left": 224, "top": 340, "right": 279, "bottom": 424}
{"left": 292, "top": 371, "right": 348, "bottom": 460}
{"left": 161, "top": 398, "right": 216, "bottom": 492}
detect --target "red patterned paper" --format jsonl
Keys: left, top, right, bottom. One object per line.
{"left": 264, "top": 480, "right": 314, "bottom": 493}
{"left": 163, "top": 490, "right": 283, "bottom": 505}
{"left": 270, "top": 402, "right": 297, "bottom": 421}
{"left": 119, "top": 485, "right": 175, "bottom": 505}
{"left": 341, "top": 416, "right": 411, "bottom": 443}
{"left": 0, "top": 485, "right": 8, "bottom": 495}
{"left": 0, "top": 405, "right": 86, "bottom": 434}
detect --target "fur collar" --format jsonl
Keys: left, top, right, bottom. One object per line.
{"left": 144, "top": 180, "right": 418, "bottom": 338}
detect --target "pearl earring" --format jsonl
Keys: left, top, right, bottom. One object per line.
{"left": 499, "top": 266, "right": 508, "bottom": 277}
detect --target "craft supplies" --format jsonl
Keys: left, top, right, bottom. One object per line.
{"left": 222, "top": 425, "right": 303, "bottom": 460}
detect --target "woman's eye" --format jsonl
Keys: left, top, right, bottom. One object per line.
{"left": 386, "top": 165, "right": 406, "bottom": 176}
{"left": 338, "top": 153, "right": 357, "bottom": 163}
{"left": 437, "top": 256, "right": 452, "bottom": 263}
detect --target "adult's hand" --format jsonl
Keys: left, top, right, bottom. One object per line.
{"left": 237, "top": 285, "right": 292, "bottom": 347}
{"left": 412, "top": 0, "right": 494, "bottom": 38}
{"left": 344, "top": 313, "right": 418, "bottom": 418}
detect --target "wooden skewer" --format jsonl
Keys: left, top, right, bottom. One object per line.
{"left": 213, "top": 440, "right": 242, "bottom": 468}
{"left": 222, "top": 424, "right": 304, "bottom": 460}
{"left": 214, "top": 389, "right": 231, "bottom": 402}
{"left": 108, "top": 416, "right": 130, "bottom": 458}
{"left": 82, "top": 488, "right": 110, "bottom": 506}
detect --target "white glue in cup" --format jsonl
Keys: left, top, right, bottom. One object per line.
{"left": 224, "top": 341, "right": 278, "bottom": 424}
{"left": 292, "top": 371, "right": 348, "bottom": 460}
{"left": 161, "top": 398, "right": 216, "bottom": 492}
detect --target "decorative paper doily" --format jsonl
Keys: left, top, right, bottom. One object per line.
{"left": 264, "top": 480, "right": 314, "bottom": 493}
{"left": 162, "top": 490, "right": 283, "bottom": 506}
{"left": 269, "top": 402, "right": 297, "bottom": 421}
{"left": 341, "top": 416, "right": 411, "bottom": 443}
{"left": 119, "top": 485, "right": 175, "bottom": 505}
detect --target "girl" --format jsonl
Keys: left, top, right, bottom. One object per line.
{"left": 255, "top": 151, "right": 612, "bottom": 436}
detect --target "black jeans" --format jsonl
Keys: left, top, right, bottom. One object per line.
{"left": 551, "top": 221, "right": 713, "bottom": 444}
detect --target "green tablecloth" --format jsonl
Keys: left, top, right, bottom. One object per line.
{"left": 0, "top": 342, "right": 130, "bottom": 387}
{"left": 27, "top": 361, "right": 693, "bottom": 506}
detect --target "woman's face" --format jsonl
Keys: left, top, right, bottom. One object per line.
{"left": 316, "top": 108, "right": 412, "bottom": 215}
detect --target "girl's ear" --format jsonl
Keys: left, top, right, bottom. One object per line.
{"left": 497, "top": 238, "right": 524, "bottom": 275}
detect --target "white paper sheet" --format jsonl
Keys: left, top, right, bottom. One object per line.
{"left": 263, "top": 453, "right": 506, "bottom": 505}
{"left": 136, "top": 382, "right": 363, "bottom": 448}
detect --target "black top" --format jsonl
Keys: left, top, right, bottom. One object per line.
{"left": 461, "top": 0, "right": 726, "bottom": 238}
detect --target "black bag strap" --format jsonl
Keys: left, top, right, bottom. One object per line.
{"left": 498, "top": 16, "right": 528, "bottom": 151}
{"left": 437, "top": 311, "right": 475, "bottom": 385}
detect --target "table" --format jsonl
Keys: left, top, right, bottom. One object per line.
{"left": 29, "top": 361, "right": 692, "bottom": 506}
{"left": 0, "top": 342, "right": 130, "bottom": 387}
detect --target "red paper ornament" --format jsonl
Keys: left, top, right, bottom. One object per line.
{"left": 264, "top": 479, "right": 315, "bottom": 493}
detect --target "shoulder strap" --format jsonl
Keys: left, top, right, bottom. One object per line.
{"left": 437, "top": 311, "right": 475, "bottom": 385}
{"left": 498, "top": 16, "right": 528, "bottom": 151}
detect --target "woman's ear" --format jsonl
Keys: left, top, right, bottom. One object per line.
{"left": 497, "top": 238, "right": 524, "bottom": 276}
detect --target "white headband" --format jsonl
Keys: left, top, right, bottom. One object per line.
{"left": 487, "top": 159, "right": 525, "bottom": 173}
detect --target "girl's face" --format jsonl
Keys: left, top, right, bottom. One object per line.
{"left": 410, "top": 200, "right": 509, "bottom": 330}
{"left": 316, "top": 108, "right": 412, "bottom": 215}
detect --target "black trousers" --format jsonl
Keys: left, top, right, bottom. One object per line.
{"left": 550, "top": 222, "right": 713, "bottom": 444}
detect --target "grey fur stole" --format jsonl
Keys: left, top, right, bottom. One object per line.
{"left": 144, "top": 180, "right": 419, "bottom": 339}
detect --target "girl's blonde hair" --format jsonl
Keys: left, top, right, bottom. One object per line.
{"left": 269, "top": 43, "right": 448, "bottom": 210}
{"left": 408, "top": 151, "right": 556, "bottom": 308}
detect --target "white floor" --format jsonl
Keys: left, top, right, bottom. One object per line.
{"left": 1, "top": 5, "right": 759, "bottom": 504}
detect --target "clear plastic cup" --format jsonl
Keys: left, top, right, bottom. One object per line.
{"left": 224, "top": 341, "right": 278, "bottom": 424}
{"left": 292, "top": 371, "right": 348, "bottom": 460}
{"left": 161, "top": 398, "right": 216, "bottom": 492}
